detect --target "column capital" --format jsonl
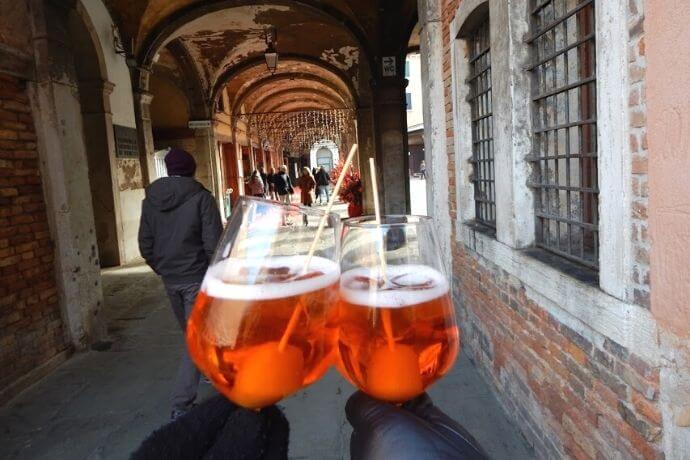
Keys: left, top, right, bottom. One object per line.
{"left": 133, "top": 90, "right": 154, "bottom": 106}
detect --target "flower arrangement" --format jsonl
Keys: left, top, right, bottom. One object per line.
{"left": 330, "top": 160, "right": 362, "bottom": 205}
{"left": 330, "top": 160, "right": 363, "bottom": 216}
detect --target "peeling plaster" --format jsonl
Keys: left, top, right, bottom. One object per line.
{"left": 320, "top": 46, "right": 359, "bottom": 71}
{"left": 117, "top": 159, "right": 144, "bottom": 191}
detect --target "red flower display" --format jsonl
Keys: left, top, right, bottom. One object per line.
{"left": 330, "top": 160, "right": 363, "bottom": 207}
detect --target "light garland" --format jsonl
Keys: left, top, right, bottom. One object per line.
{"left": 237, "top": 108, "right": 356, "bottom": 156}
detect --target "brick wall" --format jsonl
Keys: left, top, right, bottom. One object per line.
{"left": 0, "top": 74, "right": 69, "bottom": 393}
{"left": 440, "top": 1, "right": 662, "bottom": 458}
{"left": 452, "top": 246, "right": 663, "bottom": 458}
{"left": 627, "top": 0, "right": 650, "bottom": 308}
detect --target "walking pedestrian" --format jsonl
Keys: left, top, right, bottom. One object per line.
{"left": 297, "top": 167, "right": 316, "bottom": 225}
{"left": 258, "top": 166, "right": 268, "bottom": 197}
{"left": 273, "top": 165, "right": 294, "bottom": 205}
{"left": 138, "top": 148, "right": 222, "bottom": 421}
{"left": 247, "top": 170, "right": 265, "bottom": 197}
{"left": 314, "top": 165, "right": 331, "bottom": 205}
{"left": 420, "top": 160, "right": 427, "bottom": 180}
{"left": 267, "top": 166, "right": 277, "bottom": 200}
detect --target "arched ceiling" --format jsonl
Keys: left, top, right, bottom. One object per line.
{"left": 106, "top": 0, "right": 418, "bottom": 128}
{"left": 223, "top": 58, "right": 355, "bottom": 114}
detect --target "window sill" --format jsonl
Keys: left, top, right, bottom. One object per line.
{"left": 455, "top": 222, "right": 658, "bottom": 364}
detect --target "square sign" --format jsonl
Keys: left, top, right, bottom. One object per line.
{"left": 382, "top": 56, "right": 396, "bottom": 77}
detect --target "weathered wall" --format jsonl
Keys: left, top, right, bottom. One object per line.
{"left": 646, "top": 0, "right": 690, "bottom": 454}
{"left": 79, "top": 0, "right": 136, "bottom": 129}
{"left": 0, "top": 74, "right": 70, "bottom": 402}
{"left": 79, "top": 0, "right": 142, "bottom": 265}
{"left": 437, "top": 0, "right": 667, "bottom": 457}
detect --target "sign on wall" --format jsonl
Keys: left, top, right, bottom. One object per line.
{"left": 382, "top": 56, "right": 396, "bottom": 77}
{"left": 188, "top": 120, "right": 213, "bottom": 129}
{"left": 113, "top": 125, "right": 139, "bottom": 159}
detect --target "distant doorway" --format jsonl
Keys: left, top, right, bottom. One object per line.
{"left": 316, "top": 147, "right": 333, "bottom": 172}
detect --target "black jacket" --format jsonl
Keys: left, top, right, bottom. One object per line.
{"left": 315, "top": 169, "right": 330, "bottom": 186}
{"left": 273, "top": 173, "right": 293, "bottom": 195}
{"left": 138, "top": 177, "right": 223, "bottom": 285}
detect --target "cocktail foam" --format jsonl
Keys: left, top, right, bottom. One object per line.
{"left": 339, "top": 265, "right": 449, "bottom": 308}
{"left": 204, "top": 255, "right": 340, "bottom": 300}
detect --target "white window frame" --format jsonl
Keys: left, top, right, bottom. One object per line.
{"left": 448, "top": 0, "right": 655, "bottom": 362}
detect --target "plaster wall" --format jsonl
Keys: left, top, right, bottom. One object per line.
{"left": 647, "top": 1, "right": 690, "bottom": 454}
{"left": 405, "top": 53, "right": 424, "bottom": 128}
{"left": 646, "top": 0, "right": 690, "bottom": 339}
{"left": 79, "top": 0, "right": 136, "bottom": 128}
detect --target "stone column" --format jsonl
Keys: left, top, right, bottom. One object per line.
{"left": 418, "top": 0, "right": 451, "bottom": 274}
{"left": 356, "top": 106, "right": 376, "bottom": 213}
{"left": 371, "top": 78, "right": 410, "bottom": 214}
{"left": 194, "top": 126, "right": 219, "bottom": 199}
{"left": 27, "top": 0, "right": 106, "bottom": 347}
{"left": 78, "top": 79, "right": 123, "bottom": 267}
{"left": 132, "top": 84, "right": 154, "bottom": 186}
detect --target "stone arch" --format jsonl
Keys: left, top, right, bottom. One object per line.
{"left": 68, "top": 3, "right": 122, "bottom": 268}
{"left": 213, "top": 54, "right": 360, "bottom": 111}
{"left": 135, "top": 0, "right": 375, "bottom": 75}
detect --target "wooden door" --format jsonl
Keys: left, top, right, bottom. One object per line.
{"left": 222, "top": 142, "right": 240, "bottom": 205}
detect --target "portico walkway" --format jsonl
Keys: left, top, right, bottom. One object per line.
{"left": 0, "top": 264, "right": 532, "bottom": 460}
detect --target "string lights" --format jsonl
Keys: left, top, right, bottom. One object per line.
{"left": 238, "top": 108, "right": 356, "bottom": 157}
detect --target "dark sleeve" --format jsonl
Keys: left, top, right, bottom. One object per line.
{"left": 200, "top": 192, "right": 223, "bottom": 262}
{"left": 138, "top": 202, "right": 156, "bottom": 270}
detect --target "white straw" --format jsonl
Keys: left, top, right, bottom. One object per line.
{"left": 302, "top": 143, "right": 359, "bottom": 272}
{"left": 369, "top": 157, "right": 394, "bottom": 350}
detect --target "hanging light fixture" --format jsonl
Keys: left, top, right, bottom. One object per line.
{"left": 264, "top": 27, "right": 278, "bottom": 75}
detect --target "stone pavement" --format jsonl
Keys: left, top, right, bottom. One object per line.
{"left": 0, "top": 263, "right": 533, "bottom": 460}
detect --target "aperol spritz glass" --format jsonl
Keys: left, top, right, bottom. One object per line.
{"left": 336, "top": 215, "right": 459, "bottom": 403}
{"left": 186, "top": 197, "right": 340, "bottom": 409}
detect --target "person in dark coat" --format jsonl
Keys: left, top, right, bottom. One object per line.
{"left": 259, "top": 166, "right": 268, "bottom": 197}
{"left": 273, "top": 165, "right": 294, "bottom": 205}
{"left": 314, "top": 166, "right": 331, "bottom": 205}
{"left": 138, "top": 148, "right": 223, "bottom": 421}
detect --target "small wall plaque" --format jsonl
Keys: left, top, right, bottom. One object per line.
{"left": 382, "top": 56, "right": 397, "bottom": 77}
{"left": 113, "top": 125, "right": 139, "bottom": 158}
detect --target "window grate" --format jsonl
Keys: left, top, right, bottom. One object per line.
{"left": 527, "top": 0, "right": 598, "bottom": 269}
{"left": 468, "top": 18, "right": 495, "bottom": 228}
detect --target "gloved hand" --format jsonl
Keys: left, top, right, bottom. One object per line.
{"left": 132, "top": 395, "right": 289, "bottom": 460}
{"left": 346, "top": 391, "right": 488, "bottom": 460}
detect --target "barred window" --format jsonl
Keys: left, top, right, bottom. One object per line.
{"left": 467, "top": 18, "right": 495, "bottom": 228}
{"left": 527, "top": 0, "right": 598, "bottom": 269}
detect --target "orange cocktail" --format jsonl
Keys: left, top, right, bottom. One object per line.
{"left": 337, "top": 265, "right": 459, "bottom": 403}
{"left": 187, "top": 255, "right": 339, "bottom": 409}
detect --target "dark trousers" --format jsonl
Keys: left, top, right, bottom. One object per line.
{"left": 165, "top": 282, "right": 202, "bottom": 412}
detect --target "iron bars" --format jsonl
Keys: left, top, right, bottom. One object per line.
{"left": 467, "top": 17, "right": 496, "bottom": 228}
{"left": 527, "top": 0, "right": 599, "bottom": 269}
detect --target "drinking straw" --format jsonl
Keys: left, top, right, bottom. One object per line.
{"left": 369, "top": 157, "right": 395, "bottom": 351}
{"left": 278, "top": 144, "right": 359, "bottom": 353}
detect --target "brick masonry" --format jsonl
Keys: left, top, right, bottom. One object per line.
{"left": 0, "top": 74, "right": 69, "bottom": 393}
{"left": 627, "top": 0, "right": 650, "bottom": 308}
{"left": 440, "top": 0, "right": 661, "bottom": 458}
{"left": 451, "top": 245, "right": 663, "bottom": 458}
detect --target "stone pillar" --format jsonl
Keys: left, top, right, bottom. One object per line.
{"left": 78, "top": 79, "right": 123, "bottom": 267}
{"left": 371, "top": 78, "right": 410, "bottom": 214}
{"left": 194, "top": 126, "right": 218, "bottom": 198}
{"left": 356, "top": 106, "right": 376, "bottom": 213}
{"left": 27, "top": 0, "right": 107, "bottom": 347}
{"left": 418, "top": 0, "right": 452, "bottom": 275}
{"left": 132, "top": 85, "right": 155, "bottom": 186}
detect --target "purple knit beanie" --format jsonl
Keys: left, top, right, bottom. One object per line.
{"left": 165, "top": 148, "right": 196, "bottom": 177}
